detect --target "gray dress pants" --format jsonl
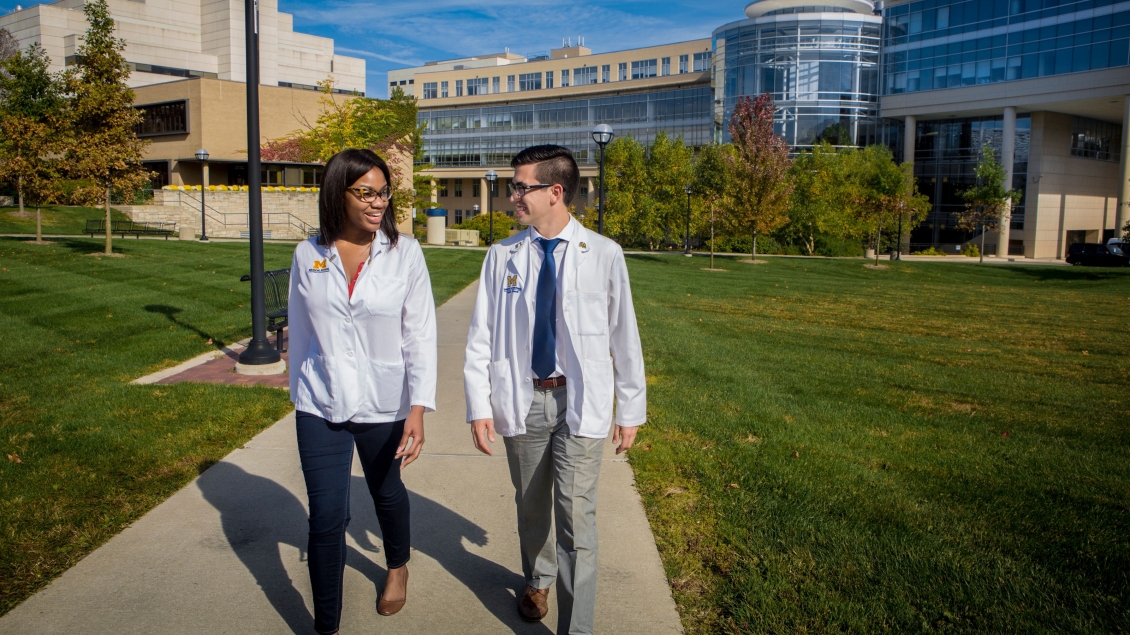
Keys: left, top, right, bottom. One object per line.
{"left": 504, "top": 385, "right": 605, "bottom": 635}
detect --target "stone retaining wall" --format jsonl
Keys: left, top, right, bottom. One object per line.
{"left": 119, "top": 190, "right": 320, "bottom": 240}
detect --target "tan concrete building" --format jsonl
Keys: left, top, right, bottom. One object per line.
{"left": 880, "top": 0, "right": 1130, "bottom": 259}
{"left": 391, "top": 40, "right": 715, "bottom": 227}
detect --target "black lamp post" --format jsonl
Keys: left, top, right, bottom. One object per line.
{"left": 485, "top": 170, "right": 497, "bottom": 245}
{"left": 896, "top": 200, "right": 905, "bottom": 261}
{"left": 684, "top": 184, "right": 693, "bottom": 256}
{"left": 237, "top": 0, "right": 281, "bottom": 369}
{"left": 195, "top": 148, "right": 209, "bottom": 241}
{"left": 592, "top": 124, "right": 614, "bottom": 235}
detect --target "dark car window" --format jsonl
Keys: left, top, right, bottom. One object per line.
{"left": 1069, "top": 244, "right": 1085, "bottom": 255}
{"left": 1082, "top": 244, "right": 1098, "bottom": 255}
{"left": 1109, "top": 246, "right": 1125, "bottom": 256}
{"left": 1097, "top": 246, "right": 1110, "bottom": 255}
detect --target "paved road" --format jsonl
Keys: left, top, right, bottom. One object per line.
{"left": 0, "top": 281, "right": 682, "bottom": 635}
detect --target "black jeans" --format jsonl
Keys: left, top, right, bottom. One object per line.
{"left": 296, "top": 411, "right": 411, "bottom": 634}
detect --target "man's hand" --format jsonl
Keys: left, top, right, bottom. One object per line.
{"left": 471, "top": 418, "right": 496, "bottom": 456}
{"left": 612, "top": 425, "right": 639, "bottom": 455}
{"left": 395, "top": 406, "right": 426, "bottom": 469}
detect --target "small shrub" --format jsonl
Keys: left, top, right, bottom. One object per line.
{"left": 914, "top": 247, "right": 946, "bottom": 256}
{"left": 962, "top": 243, "right": 981, "bottom": 258}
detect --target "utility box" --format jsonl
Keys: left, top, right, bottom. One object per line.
{"left": 425, "top": 208, "right": 447, "bottom": 245}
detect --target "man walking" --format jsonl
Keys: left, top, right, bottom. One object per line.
{"left": 464, "top": 145, "right": 647, "bottom": 634}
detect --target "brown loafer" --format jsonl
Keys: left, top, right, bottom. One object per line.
{"left": 518, "top": 585, "right": 549, "bottom": 622}
{"left": 377, "top": 566, "right": 408, "bottom": 616}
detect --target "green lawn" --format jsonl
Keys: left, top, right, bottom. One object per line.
{"left": 627, "top": 256, "right": 1130, "bottom": 634}
{"left": 0, "top": 205, "right": 131, "bottom": 236}
{"left": 0, "top": 238, "right": 482, "bottom": 615}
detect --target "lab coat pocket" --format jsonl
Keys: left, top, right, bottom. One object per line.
{"left": 488, "top": 358, "right": 514, "bottom": 427}
{"left": 301, "top": 354, "right": 337, "bottom": 411}
{"left": 368, "top": 358, "right": 406, "bottom": 413}
{"left": 580, "top": 357, "right": 615, "bottom": 435}
{"left": 574, "top": 291, "right": 609, "bottom": 335}
{"left": 364, "top": 275, "right": 408, "bottom": 318}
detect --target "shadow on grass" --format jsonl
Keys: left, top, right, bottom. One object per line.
{"left": 52, "top": 238, "right": 115, "bottom": 255}
{"left": 1009, "top": 266, "right": 1130, "bottom": 282}
{"left": 625, "top": 254, "right": 668, "bottom": 264}
{"left": 197, "top": 463, "right": 546, "bottom": 635}
{"left": 143, "top": 304, "right": 224, "bottom": 347}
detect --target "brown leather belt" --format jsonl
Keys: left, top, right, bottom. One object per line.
{"left": 533, "top": 376, "right": 567, "bottom": 389}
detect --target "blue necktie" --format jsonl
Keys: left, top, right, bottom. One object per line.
{"left": 532, "top": 238, "right": 562, "bottom": 380}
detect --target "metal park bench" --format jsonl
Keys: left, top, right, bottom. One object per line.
{"left": 85, "top": 219, "right": 177, "bottom": 239}
{"left": 240, "top": 268, "right": 290, "bottom": 353}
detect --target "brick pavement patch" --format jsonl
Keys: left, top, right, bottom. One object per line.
{"left": 156, "top": 334, "right": 289, "bottom": 389}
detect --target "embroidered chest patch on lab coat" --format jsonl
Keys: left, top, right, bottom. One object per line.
{"left": 504, "top": 274, "right": 522, "bottom": 294}
{"left": 308, "top": 259, "right": 330, "bottom": 273}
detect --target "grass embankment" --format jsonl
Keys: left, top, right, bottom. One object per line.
{"left": 0, "top": 238, "right": 483, "bottom": 615}
{"left": 628, "top": 256, "right": 1130, "bottom": 634}
{"left": 0, "top": 205, "right": 131, "bottom": 236}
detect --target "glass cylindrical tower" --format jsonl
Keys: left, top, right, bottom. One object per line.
{"left": 713, "top": 0, "right": 882, "bottom": 150}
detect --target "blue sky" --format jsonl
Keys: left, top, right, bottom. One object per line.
{"left": 278, "top": 0, "right": 743, "bottom": 97}
{"left": 0, "top": 0, "right": 743, "bottom": 98}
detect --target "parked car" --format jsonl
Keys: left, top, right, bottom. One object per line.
{"left": 1066, "top": 243, "right": 1130, "bottom": 267}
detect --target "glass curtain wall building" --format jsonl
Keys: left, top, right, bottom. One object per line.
{"left": 713, "top": 0, "right": 883, "bottom": 150}
{"left": 883, "top": 0, "right": 1130, "bottom": 95}
{"left": 418, "top": 87, "right": 713, "bottom": 168}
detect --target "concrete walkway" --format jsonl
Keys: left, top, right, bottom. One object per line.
{"left": 0, "top": 282, "right": 682, "bottom": 635}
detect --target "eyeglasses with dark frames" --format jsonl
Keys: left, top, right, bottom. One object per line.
{"left": 508, "top": 182, "right": 554, "bottom": 198}
{"left": 347, "top": 186, "right": 392, "bottom": 203}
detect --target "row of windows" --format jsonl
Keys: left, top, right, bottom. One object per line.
{"left": 885, "top": 0, "right": 1129, "bottom": 45}
{"left": 883, "top": 5, "right": 1130, "bottom": 93}
{"left": 1070, "top": 115, "right": 1124, "bottom": 161}
{"left": 418, "top": 53, "right": 711, "bottom": 99}
{"left": 419, "top": 87, "right": 713, "bottom": 136}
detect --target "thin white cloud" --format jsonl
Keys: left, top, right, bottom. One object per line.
{"left": 335, "top": 46, "right": 420, "bottom": 67}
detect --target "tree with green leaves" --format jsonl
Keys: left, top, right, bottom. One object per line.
{"left": 0, "top": 43, "right": 66, "bottom": 243}
{"left": 601, "top": 135, "right": 650, "bottom": 245}
{"left": 64, "top": 0, "right": 150, "bottom": 255}
{"left": 645, "top": 131, "right": 695, "bottom": 249}
{"left": 724, "top": 94, "right": 794, "bottom": 261}
{"left": 692, "top": 142, "right": 733, "bottom": 268}
{"left": 785, "top": 142, "right": 855, "bottom": 255}
{"left": 841, "top": 144, "right": 931, "bottom": 265}
{"left": 956, "top": 143, "right": 1023, "bottom": 264}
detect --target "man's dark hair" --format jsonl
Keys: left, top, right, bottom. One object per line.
{"left": 511, "top": 145, "right": 580, "bottom": 206}
{"left": 318, "top": 148, "right": 399, "bottom": 248}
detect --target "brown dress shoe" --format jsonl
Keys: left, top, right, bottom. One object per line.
{"left": 518, "top": 585, "right": 549, "bottom": 622}
{"left": 377, "top": 566, "right": 408, "bottom": 616}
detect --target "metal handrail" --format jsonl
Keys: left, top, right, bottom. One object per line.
{"left": 172, "top": 191, "right": 315, "bottom": 235}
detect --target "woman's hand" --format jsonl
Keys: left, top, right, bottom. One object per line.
{"left": 396, "top": 406, "right": 426, "bottom": 469}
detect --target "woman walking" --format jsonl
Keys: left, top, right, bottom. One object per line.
{"left": 288, "top": 148, "right": 436, "bottom": 634}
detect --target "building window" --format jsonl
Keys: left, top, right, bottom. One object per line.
{"left": 467, "top": 77, "right": 489, "bottom": 95}
{"left": 455, "top": 209, "right": 463, "bottom": 224}
{"left": 579, "top": 182, "right": 588, "bottom": 197}
{"left": 441, "top": 81, "right": 449, "bottom": 98}
{"left": 545, "top": 71, "right": 554, "bottom": 89}
{"left": 519, "top": 72, "right": 542, "bottom": 91}
{"left": 1071, "top": 116, "right": 1123, "bottom": 163}
{"left": 575, "top": 66, "right": 597, "bottom": 85}
{"left": 618, "top": 62, "right": 627, "bottom": 81}
{"left": 693, "top": 52, "right": 711, "bottom": 72}
{"left": 561, "top": 69, "right": 570, "bottom": 87}
{"left": 679, "top": 54, "right": 689, "bottom": 73}
{"left": 602, "top": 64, "right": 611, "bottom": 82}
{"left": 662, "top": 57, "right": 671, "bottom": 76}
{"left": 455, "top": 79, "right": 463, "bottom": 97}
{"left": 439, "top": 179, "right": 449, "bottom": 197}
{"left": 422, "top": 82, "right": 438, "bottom": 99}
{"left": 134, "top": 100, "right": 189, "bottom": 137}
{"left": 262, "top": 166, "right": 283, "bottom": 185}
{"left": 508, "top": 75, "right": 515, "bottom": 91}
{"left": 631, "top": 59, "right": 658, "bottom": 79}
{"left": 454, "top": 179, "right": 463, "bottom": 197}
{"left": 473, "top": 179, "right": 481, "bottom": 197}
{"left": 493, "top": 76, "right": 500, "bottom": 93}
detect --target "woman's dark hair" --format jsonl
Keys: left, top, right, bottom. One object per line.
{"left": 318, "top": 148, "right": 399, "bottom": 248}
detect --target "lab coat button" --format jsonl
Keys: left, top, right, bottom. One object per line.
{"left": 524, "top": 377, "right": 531, "bottom": 383}
{"left": 347, "top": 351, "right": 354, "bottom": 358}
{"left": 345, "top": 317, "right": 352, "bottom": 324}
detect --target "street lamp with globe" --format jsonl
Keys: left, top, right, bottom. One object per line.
{"left": 195, "top": 148, "right": 210, "bottom": 241}
{"left": 485, "top": 170, "right": 498, "bottom": 245}
{"left": 684, "top": 184, "right": 693, "bottom": 256}
{"left": 592, "top": 124, "right": 614, "bottom": 235}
